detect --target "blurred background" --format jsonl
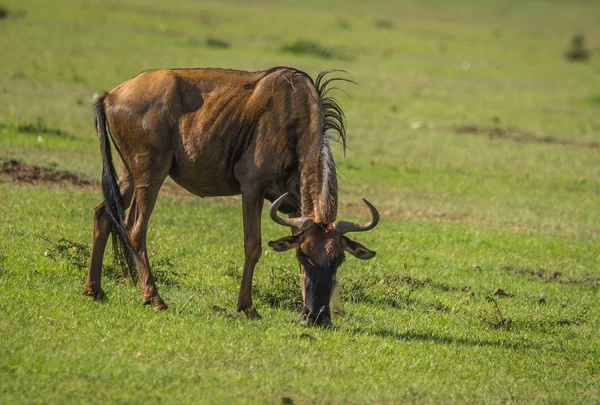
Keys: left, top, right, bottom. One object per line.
{"left": 0, "top": 1, "right": 599, "bottom": 402}
{"left": 1, "top": 1, "right": 598, "bottom": 233}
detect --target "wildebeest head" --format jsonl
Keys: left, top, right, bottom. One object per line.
{"left": 268, "top": 193, "right": 379, "bottom": 328}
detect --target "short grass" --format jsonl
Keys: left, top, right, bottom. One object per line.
{"left": 1, "top": 0, "right": 599, "bottom": 403}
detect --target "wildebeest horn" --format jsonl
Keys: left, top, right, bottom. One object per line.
{"left": 270, "top": 193, "right": 314, "bottom": 231}
{"left": 332, "top": 198, "right": 380, "bottom": 234}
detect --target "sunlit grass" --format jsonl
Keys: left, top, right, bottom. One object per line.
{"left": 0, "top": 0, "right": 599, "bottom": 403}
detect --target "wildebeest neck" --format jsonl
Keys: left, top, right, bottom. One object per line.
{"left": 298, "top": 133, "right": 338, "bottom": 224}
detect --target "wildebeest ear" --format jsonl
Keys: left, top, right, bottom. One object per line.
{"left": 342, "top": 236, "right": 376, "bottom": 260}
{"left": 268, "top": 234, "right": 304, "bottom": 252}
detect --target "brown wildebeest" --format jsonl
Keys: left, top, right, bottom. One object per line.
{"left": 84, "top": 66, "right": 379, "bottom": 327}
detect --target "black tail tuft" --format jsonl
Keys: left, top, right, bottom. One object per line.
{"left": 94, "top": 93, "right": 137, "bottom": 282}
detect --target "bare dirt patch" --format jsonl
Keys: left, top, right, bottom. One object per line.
{"left": 0, "top": 159, "right": 195, "bottom": 197}
{"left": 452, "top": 125, "right": 599, "bottom": 149}
{"left": 1, "top": 159, "right": 94, "bottom": 187}
{"left": 501, "top": 265, "right": 600, "bottom": 286}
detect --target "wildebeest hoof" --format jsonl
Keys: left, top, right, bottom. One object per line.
{"left": 243, "top": 307, "right": 262, "bottom": 320}
{"left": 301, "top": 314, "right": 331, "bottom": 329}
{"left": 143, "top": 296, "right": 168, "bottom": 311}
{"left": 84, "top": 289, "right": 106, "bottom": 301}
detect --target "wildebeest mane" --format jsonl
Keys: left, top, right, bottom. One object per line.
{"left": 250, "top": 66, "right": 354, "bottom": 223}
{"left": 249, "top": 66, "right": 354, "bottom": 155}
{"left": 314, "top": 69, "right": 355, "bottom": 156}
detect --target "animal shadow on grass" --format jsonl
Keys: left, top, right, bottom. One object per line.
{"left": 102, "top": 250, "right": 189, "bottom": 286}
{"left": 349, "top": 327, "right": 539, "bottom": 350}
{"left": 476, "top": 297, "right": 589, "bottom": 333}
{"left": 341, "top": 273, "right": 461, "bottom": 313}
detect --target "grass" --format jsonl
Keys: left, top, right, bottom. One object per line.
{"left": 281, "top": 39, "right": 340, "bottom": 59}
{"left": 1, "top": 0, "right": 599, "bottom": 403}
{"left": 204, "top": 36, "right": 231, "bottom": 49}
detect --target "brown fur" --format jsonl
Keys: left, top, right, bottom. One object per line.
{"left": 84, "top": 67, "right": 378, "bottom": 324}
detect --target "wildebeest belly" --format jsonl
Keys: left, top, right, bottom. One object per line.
{"left": 168, "top": 93, "right": 263, "bottom": 197}
{"left": 168, "top": 146, "right": 242, "bottom": 197}
{"left": 168, "top": 121, "right": 249, "bottom": 197}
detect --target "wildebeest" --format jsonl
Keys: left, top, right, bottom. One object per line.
{"left": 84, "top": 66, "right": 379, "bottom": 327}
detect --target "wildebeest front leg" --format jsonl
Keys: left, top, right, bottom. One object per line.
{"left": 237, "top": 189, "right": 265, "bottom": 319}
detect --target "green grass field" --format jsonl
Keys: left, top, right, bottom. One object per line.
{"left": 1, "top": 0, "right": 599, "bottom": 403}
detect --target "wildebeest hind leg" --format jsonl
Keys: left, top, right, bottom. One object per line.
{"left": 85, "top": 178, "right": 134, "bottom": 300}
{"left": 126, "top": 176, "right": 168, "bottom": 311}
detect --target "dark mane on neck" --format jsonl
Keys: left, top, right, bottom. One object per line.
{"left": 314, "top": 70, "right": 354, "bottom": 223}
{"left": 251, "top": 67, "right": 353, "bottom": 223}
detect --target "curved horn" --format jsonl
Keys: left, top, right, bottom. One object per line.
{"left": 332, "top": 198, "right": 380, "bottom": 234}
{"left": 269, "top": 193, "right": 314, "bottom": 231}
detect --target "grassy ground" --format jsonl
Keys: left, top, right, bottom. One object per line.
{"left": 1, "top": 0, "right": 599, "bottom": 403}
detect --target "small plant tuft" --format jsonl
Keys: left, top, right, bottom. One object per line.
{"left": 337, "top": 19, "right": 352, "bottom": 30}
{"left": 375, "top": 19, "right": 394, "bottom": 30}
{"left": 16, "top": 117, "right": 74, "bottom": 139}
{"left": 586, "top": 94, "right": 600, "bottom": 106}
{"left": 42, "top": 237, "right": 90, "bottom": 270}
{"left": 281, "top": 39, "right": 335, "bottom": 59}
{"left": 477, "top": 297, "right": 511, "bottom": 329}
{"left": 564, "top": 34, "right": 591, "bottom": 62}
{"left": 205, "top": 36, "right": 231, "bottom": 49}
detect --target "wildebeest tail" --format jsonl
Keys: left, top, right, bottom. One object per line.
{"left": 94, "top": 93, "right": 137, "bottom": 282}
